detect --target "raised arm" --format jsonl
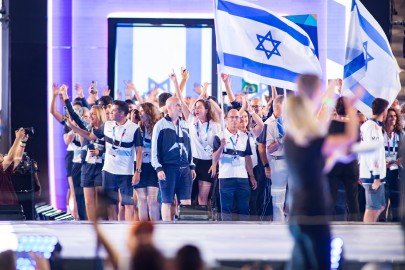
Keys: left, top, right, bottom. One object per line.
{"left": 248, "top": 101, "right": 264, "bottom": 137}
{"left": 93, "top": 221, "right": 119, "bottom": 270}
{"left": 60, "top": 85, "right": 88, "bottom": 130}
{"left": 322, "top": 96, "right": 359, "bottom": 157}
{"left": 50, "top": 83, "right": 64, "bottom": 123}
{"left": 179, "top": 67, "right": 190, "bottom": 94}
{"left": 65, "top": 118, "right": 98, "bottom": 141}
{"left": 124, "top": 81, "right": 144, "bottom": 103}
{"left": 263, "top": 86, "right": 277, "bottom": 117}
{"left": 317, "top": 80, "right": 337, "bottom": 133}
{"left": 75, "top": 84, "right": 91, "bottom": 109}
{"left": 170, "top": 72, "right": 191, "bottom": 120}
{"left": 2, "top": 128, "right": 26, "bottom": 170}
{"left": 221, "top": 73, "right": 235, "bottom": 103}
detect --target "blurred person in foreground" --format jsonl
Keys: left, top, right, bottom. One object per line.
{"left": 284, "top": 75, "right": 360, "bottom": 269}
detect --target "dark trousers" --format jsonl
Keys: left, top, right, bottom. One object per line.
{"left": 327, "top": 162, "right": 360, "bottom": 221}
{"left": 72, "top": 163, "right": 87, "bottom": 220}
{"left": 381, "top": 169, "right": 400, "bottom": 222}
{"left": 219, "top": 178, "right": 250, "bottom": 221}
{"left": 249, "top": 163, "right": 272, "bottom": 221}
{"left": 287, "top": 223, "right": 331, "bottom": 270}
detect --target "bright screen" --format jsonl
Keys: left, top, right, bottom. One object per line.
{"left": 114, "top": 22, "right": 213, "bottom": 98}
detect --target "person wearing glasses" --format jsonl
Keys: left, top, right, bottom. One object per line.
{"left": 213, "top": 109, "right": 257, "bottom": 221}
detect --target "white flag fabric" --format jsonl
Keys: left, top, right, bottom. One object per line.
{"left": 342, "top": 0, "right": 401, "bottom": 117}
{"left": 214, "top": 0, "right": 321, "bottom": 90}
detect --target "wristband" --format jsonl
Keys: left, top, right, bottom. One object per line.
{"left": 264, "top": 163, "right": 269, "bottom": 168}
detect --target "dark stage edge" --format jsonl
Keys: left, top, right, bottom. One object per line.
{"left": 1, "top": 221, "right": 405, "bottom": 270}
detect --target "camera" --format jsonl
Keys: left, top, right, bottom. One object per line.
{"left": 23, "top": 127, "right": 35, "bottom": 136}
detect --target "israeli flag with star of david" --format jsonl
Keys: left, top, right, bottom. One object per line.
{"left": 342, "top": 0, "right": 401, "bottom": 117}
{"left": 214, "top": 0, "right": 322, "bottom": 90}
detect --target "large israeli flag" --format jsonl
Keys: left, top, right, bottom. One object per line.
{"left": 342, "top": 0, "right": 401, "bottom": 117}
{"left": 214, "top": 0, "right": 322, "bottom": 90}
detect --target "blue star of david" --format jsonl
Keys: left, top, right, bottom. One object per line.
{"left": 363, "top": 41, "right": 374, "bottom": 70}
{"left": 256, "top": 31, "right": 281, "bottom": 60}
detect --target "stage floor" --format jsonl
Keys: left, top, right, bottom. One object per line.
{"left": 1, "top": 221, "right": 404, "bottom": 268}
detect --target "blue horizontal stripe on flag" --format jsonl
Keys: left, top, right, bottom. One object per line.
{"left": 344, "top": 53, "right": 365, "bottom": 79}
{"left": 218, "top": 0, "right": 310, "bottom": 47}
{"left": 223, "top": 53, "right": 299, "bottom": 83}
{"left": 349, "top": 81, "right": 375, "bottom": 107}
{"left": 355, "top": 7, "right": 393, "bottom": 59}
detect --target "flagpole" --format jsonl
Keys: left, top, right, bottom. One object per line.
{"left": 283, "top": 88, "right": 287, "bottom": 106}
{"left": 214, "top": 0, "right": 226, "bottom": 133}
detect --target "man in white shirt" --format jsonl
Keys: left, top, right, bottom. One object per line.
{"left": 359, "top": 98, "right": 389, "bottom": 222}
{"left": 213, "top": 109, "right": 257, "bottom": 221}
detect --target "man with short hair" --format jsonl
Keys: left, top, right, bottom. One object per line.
{"left": 359, "top": 98, "right": 389, "bottom": 222}
{"left": 213, "top": 109, "right": 257, "bottom": 221}
{"left": 68, "top": 100, "right": 143, "bottom": 221}
{"left": 151, "top": 97, "right": 196, "bottom": 221}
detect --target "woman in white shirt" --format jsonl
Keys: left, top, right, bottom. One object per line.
{"left": 186, "top": 99, "right": 221, "bottom": 206}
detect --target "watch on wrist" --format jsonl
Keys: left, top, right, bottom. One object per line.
{"left": 264, "top": 163, "right": 269, "bottom": 168}
{"left": 135, "top": 168, "right": 142, "bottom": 173}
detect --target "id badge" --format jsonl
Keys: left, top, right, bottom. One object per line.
{"left": 231, "top": 155, "right": 241, "bottom": 166}
{"left": 204, "top": 145, "right": 213, "bottom": 155}
{"left": 109, "top": 146, "right": 118, "bottom": 157}
{"left": 143, "top": 151, "right": 151, "bottom": 163}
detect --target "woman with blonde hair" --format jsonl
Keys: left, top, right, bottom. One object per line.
{"left": 79, "top": 105, "right": 106, "bottom": 221}
{"left": 132, "top": 102, "right": 161, "bottom": 221}
{"left": 283, "top": 90, "right": 359, "bottom": 269}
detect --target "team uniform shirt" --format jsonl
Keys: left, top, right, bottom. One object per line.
{"left": 188, "top": 115, "right": 221, "bottom": 160}
{"left": 383, "top": 131, "right": 402, "bottom": 171}
{"left": 151, "top": 115, "right": 195, "bottom": 172}
{"left": 359, "top": 119, "right": 386, "bottom": 181}
{"left": 94, "top": 120, "right": 143, "bottom": 175}
{"left": 264, "top": 115, "right": 285, "bottom": 158}
{"left": 213, "top": 129, "right": 252, "bottom": 179}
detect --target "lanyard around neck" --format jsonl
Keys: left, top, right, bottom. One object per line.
{"left": 112, "top": 126, "right": 126, "bottom": 147}
{"left": 195, "top": 120, "right": 210, "bottom": 143}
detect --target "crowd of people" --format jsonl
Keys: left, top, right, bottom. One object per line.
{"left": 48, "top": 68, "right": 403, "bottom": 225}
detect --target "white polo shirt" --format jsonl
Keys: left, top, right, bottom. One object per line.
{"left": 213, "top": 129, "right": 252, "bottom": 179}
{"left": 95, "top": 120, "right": 143, "bottom": 175}
{"left": 265, "top": 116, "right": 285, "bottom": 158}
{"left": 359, "top": 119, "right": 386, "bottom": 180}
{"left": 188, "top": 115, "right": 221, "bottom": 160}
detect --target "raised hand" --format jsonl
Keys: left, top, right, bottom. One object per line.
{"left": 123, "top": 81, "right": 134, "bottom": 97}
{"left": 15, "top": 128, "right": 25, "bottom": 141}
{"left": 74, "top": 84, "right": 84, "bottom": 98}
{"left": 181, "top": 67, "right": 190, "bottom": 81}
{"left": 102, "top": 86, "right": 111, "bottom": 97}
{"left": 60, "top": 84, "right": 69, "bottom": 100}
{"left": 201, "top": 82, "right": 210, "bottom": 98}
{"left": 221, "top": 73, "right": 230, "bottom": 83}
{"left": 52, "top": 83, "right": 60, "bottom": 96}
